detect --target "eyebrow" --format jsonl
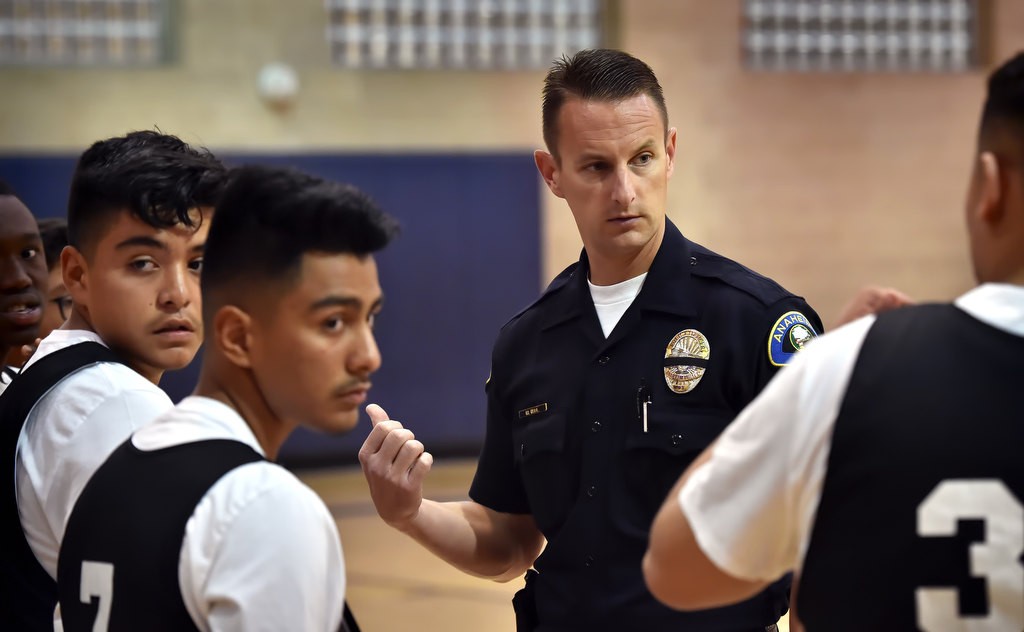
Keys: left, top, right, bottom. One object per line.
{"left": 114, "top": 235, "right": 167, "bottom": 251}
{"left": 309, "top": 294, "right": 384, "bottom": 313}
{"left": 575, "top": 139, "right": 659, "bottom": 164}
{"left": 7, "top": 232, "right": 43, "bottom": 244}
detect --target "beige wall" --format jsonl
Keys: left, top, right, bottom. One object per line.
{"left": 2, "top": 0, "right": 1021, "bottom": 324}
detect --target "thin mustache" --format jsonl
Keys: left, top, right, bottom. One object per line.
{"left": 334, "top": 379, "right": 372, "bottom": 396}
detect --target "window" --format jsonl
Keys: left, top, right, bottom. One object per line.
{"left": 325, "top": 0, "right": 604, "bottom": 70}
{"left": 743, "top": 0, "right": 982, "bottom": 72}
{"left": 0, "top": 0, "right": 171, "bottom": 66}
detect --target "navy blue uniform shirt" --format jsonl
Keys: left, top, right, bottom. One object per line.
{"left": 470, "top": 218, "right": 823, "bottom": 631}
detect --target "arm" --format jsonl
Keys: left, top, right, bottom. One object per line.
{"left": 643, "top": 446, "right": 768, "bottom": 610}
{"left": 359, "top": 404, "right": 544, "bottom": 582}
{"left": 643, "top": 316, "right": 875, "bottom": 611}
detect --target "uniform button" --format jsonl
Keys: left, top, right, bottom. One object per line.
{"left": 520, "top": 443, "right": 526, "bottom": 456}
{"left": 690, "top": 256, "right": 698, "bottom": 266}
{"left": 598, "top": 356, "right": 610, "bottom": 365}
{"left": 670, "top": 433, "right": 683, "bottom": 447}
{"left": 586, "top": 485, "right": 596, "bottom": 497}
{"left": 584, "top": 554, "right": 595, "bottom": 567}
{"left": 591, "top": 420, "right": 602, "bottom": 433}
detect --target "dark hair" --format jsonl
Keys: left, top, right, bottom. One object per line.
{"left": 36, "top": 218, "right": 68, "bottom": 271}
{"left": 541, "top": 48, "right": 669, "bottom": 157}
{"left": 980, "top": 52, "right": 1024, "bottom": 145}
{"left": 202, "top": 165, "right": 398, "bottom": 319}
{"left": 66, "top": 130, "right": 227, "bottom": 254}
{"left": 0, "top": 178, "right": 17, "bottom": 197}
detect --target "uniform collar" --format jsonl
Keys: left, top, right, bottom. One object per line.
{"left": 538, "top": 218, "right": 697, "bottom": 334}
{"left": 636, "top": 218, "right": 698, "bottom": 318}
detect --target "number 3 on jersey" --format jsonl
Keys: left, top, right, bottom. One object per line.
{"left": 916, "top": 480, "right": 1024, "bottom": 631}
{"left": 80, "top": 560, "right": 114, "bottom": 632}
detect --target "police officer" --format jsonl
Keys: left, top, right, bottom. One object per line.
{"left": 360, "top": 48, "right": 822, "bottom": 631}
{"left": 643, "top": 51, "right": 1024, "bottom": 632}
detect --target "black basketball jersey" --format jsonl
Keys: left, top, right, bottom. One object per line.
{"left": 0, "top": 342, "right": 124, "bottom": 632}
{"left": 797, "top": 304, "right": 1024, "bottom": 631}
{"left": 57, "top": 438, "right": 263, "bottom": 631}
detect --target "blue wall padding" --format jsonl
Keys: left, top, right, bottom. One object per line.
{"left": 0, "top": 153, "right": 542, "bottom": 466}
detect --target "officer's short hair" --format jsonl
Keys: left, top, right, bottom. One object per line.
{"left": 201, "top": 165, "right": 399, "bottom": 322}
{"left": 541, "top": 48, "right": 669, "bottom": 158}
{"left": 980, "top": 51, "right": 1024, "bottom": 142}
{"left": 67, "top": 130, "right": 227, "bottom": 258}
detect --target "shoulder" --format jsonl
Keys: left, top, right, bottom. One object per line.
{"left": 494, "top": 261, "right": 579, "bottom": 343}
{"left": 770, "top": 314, "right": 877, "bottom": 406}
{"left": 688, "top": 242, "right": 799, "bottom": 309}
{"left": 26, "top": 363, "right": 171, "bottom": 445}
{"left": 686, "top": 241, "right": 823, "bottom": 366}
{"left": 202, "top": 461, "right": 335, "bottom": 532}
{"left": 55, "top": 362, "right": 171, "bottom": 418}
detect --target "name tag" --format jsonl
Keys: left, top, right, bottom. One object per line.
{"left": 518, "top": 403, "right": 548, "bottom": 419}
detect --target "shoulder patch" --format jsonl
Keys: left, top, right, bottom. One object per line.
{"left": 768, "top": 311, "right": 818, "bottom": 367}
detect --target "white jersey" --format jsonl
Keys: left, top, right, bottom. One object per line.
{"left": 132, "top": 396, "right": 346, "bottom": 632}
{"left": 16, "top": 329, "right": 172, "bottom": 579}
{"left": 679, "top": 283, "right": 1024, "bottom": 582}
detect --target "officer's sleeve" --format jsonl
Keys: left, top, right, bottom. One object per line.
{"left": 751, "top": 297, "right": 825, "bottom": 396}
{"left": 468, "top": 341, "right": 531, "bottom": 514}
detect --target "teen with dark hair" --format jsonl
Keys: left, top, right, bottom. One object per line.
{"left": 58, "top": 165, "right": 397, "bottom": 631}
{"left": 0, "top": 180, "right": 47, "bottom": 392}
{"left": 1, "top": 131, "right": 226, "bottom": 630}
{"left": 644, "top": 51, "right": 1024, "bottom": 631}
{"left": 359, "top": 48, "right": 823, "bottom": 631}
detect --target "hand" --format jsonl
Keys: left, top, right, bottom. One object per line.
{"left": 834, "top": 286, "right": 914, "bottom": 327}
{"left": 358, "top": 404, "right": 434, "bottom": 530}
{"left": 20, "top": 337, "right": 41, "bottom": 362}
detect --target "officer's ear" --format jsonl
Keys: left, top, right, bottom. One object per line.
{"left": 534, "top": 150, "right": 564, "bottom": 199}
{"left": 214, "top": 305, "right": 254, "bottom": 369}
{"left": 972, "top": 151, "right": 1004, "bottom": 227}
{"left": 665, "top": 127, "right": 678, "bottom": 179}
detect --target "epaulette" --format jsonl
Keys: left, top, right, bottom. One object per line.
{"left": 688, "top": 243, "right": 794, "bottom": 307}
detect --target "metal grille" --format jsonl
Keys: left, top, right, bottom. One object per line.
{"left": 0, "top": 0, "right": 169, "bottom": 66}
{"left": 743, "top": 0, "right": 981, "bottom": 72}
{"left": 325, "top": 0, "right": 603, "bottom": 70}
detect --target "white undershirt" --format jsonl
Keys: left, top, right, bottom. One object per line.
{"left": 588, "top": 272, "right": 648, "bottom": 338}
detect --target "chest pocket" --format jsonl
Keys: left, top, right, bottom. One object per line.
{"left": 513, "top": 412, "right": 572, "bottom": 534}
{"left": 612, "top": 409, "right": 731, "bottom": 537}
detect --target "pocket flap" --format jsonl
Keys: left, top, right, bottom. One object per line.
{"left": 624, "top": 410, "right": 729, "bottom": 456}
{"left": 513, "top": 412, "right": 566, "bottom": 462}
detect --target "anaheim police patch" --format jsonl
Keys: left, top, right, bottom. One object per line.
{"left": 768, "top": 311, "right": 818, "bottom": 367}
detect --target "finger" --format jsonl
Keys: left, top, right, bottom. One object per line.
{"left": 378, "top": 428, "right": 417, "bottom": 464}
{"left": 366, "top": 403, "right": 390, "bottom": 427}
{"left": 870, "top": 288, "right": 913, "bottom": 313}
{"left": 359, "top": 419, "right": 405, "bottom": 458}
{"left": 393, "top": 439, "right": 426, "bottom": 474}
{"left": 408, "top": 452, "right": 434, "bottom": 486}
{"left": 884, "top": 288, "right": 914, "bottom": 307}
